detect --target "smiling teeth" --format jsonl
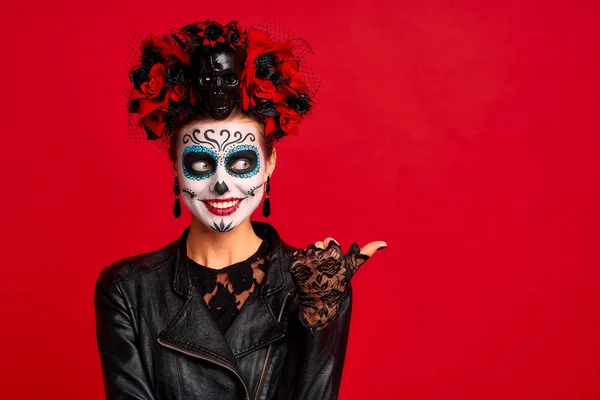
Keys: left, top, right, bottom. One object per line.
{"left": 207, "top": 200, "right": 241, "bottom": 208}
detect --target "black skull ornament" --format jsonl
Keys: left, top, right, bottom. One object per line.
{"left": 194, "top": 49, "right": 243, "bottom": 120}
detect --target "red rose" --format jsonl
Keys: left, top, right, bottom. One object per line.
{"left": 134, "top": 63, "right": 166, "bottom": 100}
{"left": 240, "top": 28, "right": 294, "bottom": 109}
{"left": 280, "top": 61, "right": 298, "bottom": 79}
{"left": 277, "top": 105, "right": 302, "bottom": 136}
{"left": 280, "top": 61, "right": 307, "bottom": 94}
{"left": 138, "top": 96, "right": 168, "bottom": 118}
{"left": 253, "top": 77, "right": 276, "bottom": 99}
{"left": 138, "top": 108, "right": 167, "bottom": 138}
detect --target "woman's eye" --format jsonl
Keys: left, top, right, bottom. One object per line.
{"left": 191, "top": 161, "right": 212, "bottom": 172}
{"left": 224, "top": 148, "right": 258, "bottom": 178}
{"left": 231, "top": 158, "right": 251, "bottom": 171}
{"left": 182, "top": 146, "right": 218, "bottom": 180}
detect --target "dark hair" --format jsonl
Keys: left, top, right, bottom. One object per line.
{"left": 167, "top": 107, "right": 276, "bottom": 163}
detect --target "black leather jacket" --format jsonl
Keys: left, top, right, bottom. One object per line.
{"left": 94, "top": 221, "right": 352, "bottom": 399}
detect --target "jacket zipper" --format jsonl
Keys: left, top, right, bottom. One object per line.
{"left": 157, "top": 337, "right": 251, "bottom": 400}
{"left": 253, "top": 292, "right": 292, "bottom": 400}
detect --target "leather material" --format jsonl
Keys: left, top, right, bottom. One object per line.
{"left": 94, "top": 221, "right": 352, "bottom": 400}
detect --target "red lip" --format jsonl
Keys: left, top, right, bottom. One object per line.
{"left": 202, "top": 198, "right": 243, "bottom": 216}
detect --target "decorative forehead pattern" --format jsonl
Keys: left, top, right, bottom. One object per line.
{"left": 182, "top": 128, "right": 258, "bottom": 154}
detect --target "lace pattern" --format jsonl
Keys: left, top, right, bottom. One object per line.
{"left": 289, "top": 240, "right": 369, "bottom": 330}
{"left": 188, "top": 240, "right": 270, "bottom": 332}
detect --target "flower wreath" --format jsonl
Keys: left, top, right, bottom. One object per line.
{"left": 126, "top": 19, "right": 318, "bottom": 147}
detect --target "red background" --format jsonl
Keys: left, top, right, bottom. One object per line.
{"left": 1, "top": 0, "right": 599, "bottom": 399}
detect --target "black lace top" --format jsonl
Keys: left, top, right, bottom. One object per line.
{"left": 187, "top": 239, "right": 271, "bottom": 332}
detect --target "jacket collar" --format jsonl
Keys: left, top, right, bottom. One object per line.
{"left": 158, "top": 220, "right": 293, "bottom": 370}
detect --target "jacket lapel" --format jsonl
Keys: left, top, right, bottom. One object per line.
{"left": 225, "top": 221, "right": 291, "bottom": 358}
{"left": 157, "top": 289, "right": 239, "bottom": 367}
{"left": 158, "top": 221, "right": 293, "bottom": 368}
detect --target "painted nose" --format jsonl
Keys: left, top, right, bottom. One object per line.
{"left": 214, "top": 181, "right": 229, "bottom": 195}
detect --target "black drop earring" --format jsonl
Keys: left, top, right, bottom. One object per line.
{"left": 262, "top": 175, "right": 271, "bottom": 218}
{"left": 173, "top": 176, "right": 182, "bottom": 218}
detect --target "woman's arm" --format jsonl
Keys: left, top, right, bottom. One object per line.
{"left": 280, "top": 236, "right": 386, "bottom": 399}
{"left": 94, "top": 269, "right": 156, "bottom": 400}
{"left": 279, "top": 283, "right": 353, "bottom": 400}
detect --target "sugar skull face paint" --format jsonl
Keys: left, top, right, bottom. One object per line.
{"left": 176, "top": 120, "right": 267, "bottom": 232}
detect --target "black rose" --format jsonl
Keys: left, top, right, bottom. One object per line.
{"left": 166, "top": 64, "right": 187, "bottom": 84}
{"left": 204, "top": 25, "right": 224, "bottom": 41}
{"left": 167, "top": 99, "right": 188, "bottom": 117}
{"left": 287, "top": 95, "right": 311, "bottom": 115}
{"left": 141, "top": 47, "right": 162, "bottom": 69}
{"left": 130, "top": 67, "right": 149, "bottom": 88}
{"left": 255, "top": 99, "right": 277, "bottom": 117}
{"left": 316, "top": 257, "right": 341, "bottom": 278}
{"left": 255, "top": 53, "right": 280, "bottom": 81}
{"left": 255, "top": 52, "right": 276, "bottom": 69}
{"left": 291, "top": 264, "right": 313, "bottom": 286}
{"left": 227, "top": 31, "right": 241, "bottom": 44}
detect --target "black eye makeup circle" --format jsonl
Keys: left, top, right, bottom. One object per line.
{"left": 224, "top": 146, "right": 259, "bottom": 178}
{"left": 182, "top": 146, "right": 218, "bottom": 180}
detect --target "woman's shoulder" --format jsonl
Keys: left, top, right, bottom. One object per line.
{"left": 279, "top": 238, "right": 301, "bottom": 258}
{"left": 96, "top": 237, "right": 179, "bottom": 288}
{"left": 253, "top": 220, "right": 300, "bottom": 259}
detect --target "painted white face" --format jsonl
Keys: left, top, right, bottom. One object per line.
{"left": 176, "top": 120, "right": 266, "bottom": 232}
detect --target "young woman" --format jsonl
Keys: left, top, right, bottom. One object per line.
{"left": 94, "top": 19, "right": 387, "bottom": 400}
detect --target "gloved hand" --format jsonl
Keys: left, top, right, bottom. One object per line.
{"left": 289, "top": 237, "right": 387, "bottom": 329}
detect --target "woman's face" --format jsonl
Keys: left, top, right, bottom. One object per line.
{"left": 174, "top": 118, "right": 273, "bottom": 232}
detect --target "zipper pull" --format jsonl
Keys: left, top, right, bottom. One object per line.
{"left": 277, "top": 292, "right": 294, "bottom": 323}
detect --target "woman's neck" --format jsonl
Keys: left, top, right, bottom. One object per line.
{"left": 186, "top": 216, "right": 264, "bottom": 270}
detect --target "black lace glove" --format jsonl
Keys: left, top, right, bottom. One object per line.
{"left": 289, "top": 237, "right": 387, "bottom": 330}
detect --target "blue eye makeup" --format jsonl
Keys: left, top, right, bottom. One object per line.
{"left": 182, "top": 146, "right": 219, "bottom": 180}
{"left": 224, "top": 145, "right": 260, "bottom": 178}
